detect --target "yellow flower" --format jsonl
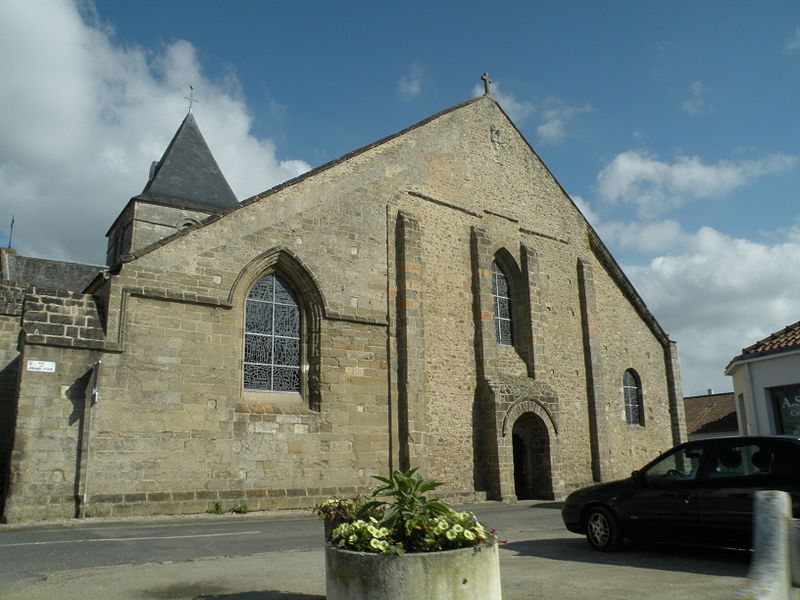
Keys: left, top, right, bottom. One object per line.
{"left": 464, "top": 530, "right": 475, "bottom": 541}
{"left": 446, "top": 529, "right": 457, "bottom": 540}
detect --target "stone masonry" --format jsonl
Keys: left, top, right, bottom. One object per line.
{"left": 0, "top": 95, "right": 685, "bottom": 522}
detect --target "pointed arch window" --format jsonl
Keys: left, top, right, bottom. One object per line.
{"left": 491, "top": 261, "right": 514, "bottom": 346}
{"left": 623, "top": 369, "right": 644, "bottom": 426}
{"left": 244, "top": 274, "right": 300, "bottom": 392}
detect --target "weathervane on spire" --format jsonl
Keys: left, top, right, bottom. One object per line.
{"left": 185, "top": 84, "right": 198, "bottom": 113}
{"left": 481, "top": 72, "right": 492, "bottom": 96}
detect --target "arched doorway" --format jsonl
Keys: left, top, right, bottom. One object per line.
{"left": 512, "top": 412, "right": 552, "bottom": 500}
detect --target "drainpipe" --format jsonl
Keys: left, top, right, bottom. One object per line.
{"left": 744, "top": 362, "right": 762, "bottom": 435}
{"left": 79, "top": 360, "right": 101, "bottom": 519}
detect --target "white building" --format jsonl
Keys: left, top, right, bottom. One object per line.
{"left": 725, "top": 321, "right": 800, "bottom": 435}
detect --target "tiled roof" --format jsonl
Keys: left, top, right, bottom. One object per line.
{"left": 1, "top": 251, "right": 102, "bottom": 292}
{"left": 683, "top": 392, "right": 737, "bottom": 436}
{"left": 739, "top": 320, "right": 800, "bottom": 357}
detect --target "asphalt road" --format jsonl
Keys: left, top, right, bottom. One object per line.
{"left": 0, "top": 501, "right": 559, "bottom": 586}
{"left": 0, "top": 501, "right": 753, "bottom": 599}
{"left": 0, "top": 514, "right": 321, "bottom": 586}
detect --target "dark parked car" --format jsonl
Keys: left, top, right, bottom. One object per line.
{"left": 562, "top": 435, "right": 800, "bottom": 551}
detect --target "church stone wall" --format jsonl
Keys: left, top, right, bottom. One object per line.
{"left": 6, "top": 293, "right": 390, "bottom": 520}
{"left": 0, "top": 284, "right": 25, "bottom": 510}
{"left": 1, "top": 96, "right": 684, "bottom": 521}
{"left": 409, "top": 202, "right": 479, "bottom": 493}
{"left": 128, "top": 203, "right": 216, "bottom": 258}
{"left": 587, "top": 252, "right": 677, "bottom": 479}
{"left": 4, "top": 343, "right": 99, "bottom": 522}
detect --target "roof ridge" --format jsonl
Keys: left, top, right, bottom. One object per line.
{"left": 124, "top": 95, "right": 492, "bottom": 262}
{"left": 742, "top": 319, "right": 800, "bottom": 354}
{"left": 683, "top": 391, "right": 734, "bottom": 399}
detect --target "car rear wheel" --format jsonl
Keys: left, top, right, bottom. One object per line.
{"left": 585, "top": 506, "right": 622, "bottom": 551}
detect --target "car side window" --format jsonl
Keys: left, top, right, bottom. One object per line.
{"left": 769, "top": 442, "right": 800, "bottom": 478}
{"left": 750, "top": 441, "right": 799, "bottom": 480}
{"left": 643, "top": 446, "right": 705, "bottom": 483}
{"left": 705, "top": 442, "right": 790, "bottom": 481}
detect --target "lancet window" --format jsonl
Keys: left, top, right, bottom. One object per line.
{"left": 244, "top": 273, "right": 301, "bottom": 392}
{"left": 623, "top": 369, "right": 644, "bottom": 426}
{"left": 492, "top": 261, "right": 514, "bottom": 346}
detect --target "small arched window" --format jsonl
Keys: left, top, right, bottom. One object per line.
{"left": 491, "top": 261, "right": 513, "bottom": 346}
{"left": 623, "top": 369, "right": 644, "bottom": 426}
{"left": 244, "top": 273, "right": 300, "bottom": 392}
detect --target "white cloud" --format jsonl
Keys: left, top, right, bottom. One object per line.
{"left": 681, "top": 80, "right": 712, "bottom": 116}
{"left": 597, "top": 151, "right": 798, "bottom": 217}
{"left": 600, "top": 219, "right": 686, "bottom": 253}
{"left": 472, "top": 80, "right": 535, "bottom": 123}
{"left": 625, "top": 227, "right": 800, "bottom": 395}
{"left": 785, "top": 25, "right": 800, "bottom": 51}
{"left": 537, "top": 118, "right": 565, "bottom": 145}
{"left": 471, "top": 81, "right": 591, "bottom": 145}
{"left": 398, "top": 63, "right": 425, "bottom": 101}
{"left": 537, "top": 100, "right": 593, "bottom": 145}
{"left": 571, "top": 195, "right": 600, "bottom": 228}
{"left": 0, "top": 1, "right": 309, "bottom": 264}
{"left": 576, "top": 189, "right": 684, "bottom": 254}
{"left": 585, "top": 160, "right": 800, "bottom": 394}
{"left": 493, "top": 88, "right": 535, "bottom": 123}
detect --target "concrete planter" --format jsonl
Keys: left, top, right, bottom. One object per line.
{"left": 325, "top": 542, "right": 502, "bottom": 600}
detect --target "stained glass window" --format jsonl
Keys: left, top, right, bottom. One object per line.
{"left": 623, "top": 369, "right": 644, "bottom": 426}
{"left": 491, "top": 261, "right": 513, "bottom": 346}
{"left": 244, "top": 274, "right": 300, "bottom": 392}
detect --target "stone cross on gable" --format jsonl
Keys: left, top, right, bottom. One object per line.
{"left": 481, "top": 72, "right": 492, "bottom": 96}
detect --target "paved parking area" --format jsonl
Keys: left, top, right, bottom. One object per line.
{"left": 499, "top": 530, "right": 749, "bottom": 599}
{"left": 0, "top": 502, "right": 751, "bottom": 599}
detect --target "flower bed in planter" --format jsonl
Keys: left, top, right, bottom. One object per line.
{"left": 315, "top": 470, "right": 503, "bottom": 600}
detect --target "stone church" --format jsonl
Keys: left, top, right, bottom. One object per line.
{"left": 0, "top": 91, "right": 686, "bottom": 522}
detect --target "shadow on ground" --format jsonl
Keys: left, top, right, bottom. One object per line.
{"left": 526, "top": 501, "right": 563, "bottom": 510}
{"left": 503, "top": 537, "right": 751, "bottom": 578}
{"left": 141, "top": 583, "right": 323, "bottom": 600}
{"left": 196, "top": 592, "right": 323, "bottom": 600}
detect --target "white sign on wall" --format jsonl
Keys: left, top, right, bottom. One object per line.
{"left": 27, "top": 360, "right": 56, "bottom": 373}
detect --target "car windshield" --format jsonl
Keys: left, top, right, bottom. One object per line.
{"left": 643, "top": 446, "right": 704, "bottom": 482}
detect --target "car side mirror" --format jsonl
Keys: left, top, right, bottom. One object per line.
{"left": 631, "top": 470, "right": 645, "bottom": 485}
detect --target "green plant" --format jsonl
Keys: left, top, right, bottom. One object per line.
{"left": 330, "top": 469, "right": 497, "bottom": 554}
{"left": 359, "top": 469, "right": 449, "bottom": 550}
{"left": 209, "top": 501, "right": 224, "bottom": 515}
{"left": 229, "top": 503, "right": 249, "bottom": 514}
{"left": 313, "top": 496, "right": 364, "bottom": 523}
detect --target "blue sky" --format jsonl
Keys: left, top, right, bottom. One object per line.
{"left": 2, "top": 0, "right": 800, "bottom": 396}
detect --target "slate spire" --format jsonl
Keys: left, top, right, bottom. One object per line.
{"left": 140, "top": 112, "right": 238, "bottom": 211}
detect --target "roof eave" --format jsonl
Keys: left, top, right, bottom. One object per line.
{"left": 725, "top": 345, "right": 800, "bottom": 375}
